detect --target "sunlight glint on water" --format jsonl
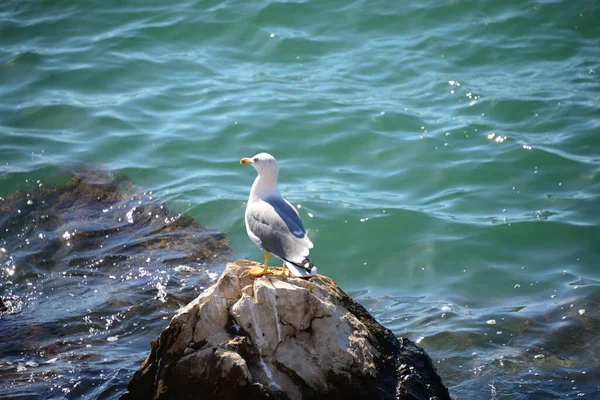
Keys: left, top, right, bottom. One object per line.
{"left": 1, "top": 0, "right": 600, "bottom": 398}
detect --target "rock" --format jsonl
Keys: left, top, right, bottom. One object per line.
{"left": 121, "top": 260, "right": 451, "bottom": 400}
{"left": 0, "top": 170, "right": 232, "bottom": 397}
{"left": 0, "top": 170, "right": 231, "bottom": 273}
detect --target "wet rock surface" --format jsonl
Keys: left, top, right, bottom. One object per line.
{"left": 0, "top": 171, "right": 231, "bottom": 398}
{"left": 122, "top": 260, "right": 450, "bottom": 400}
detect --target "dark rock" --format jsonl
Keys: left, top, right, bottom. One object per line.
{"left": 0, "top": 170, "right": 232, "bottom": 397}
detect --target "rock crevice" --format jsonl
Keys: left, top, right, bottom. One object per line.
{"left": 121, "top": 260, "right": 450, "bottom": 400}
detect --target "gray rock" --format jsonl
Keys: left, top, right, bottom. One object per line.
{"left": 121, "top": 260, "right": 450, "bottom": 400}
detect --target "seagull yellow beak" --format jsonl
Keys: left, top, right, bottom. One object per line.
{"left": 240, "top": 158, "right": 252, "bottom": 165}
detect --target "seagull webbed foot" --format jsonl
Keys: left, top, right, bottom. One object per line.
{"left": 249, "top": 265, "right": 268, "bottom": 277}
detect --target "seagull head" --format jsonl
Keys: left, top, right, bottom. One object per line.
{"left": 240, "top": 153, "right": 279, "bottom": 176}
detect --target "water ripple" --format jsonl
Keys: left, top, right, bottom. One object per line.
{"left": 2, "top": 0, "right": 600, "bottom": 398}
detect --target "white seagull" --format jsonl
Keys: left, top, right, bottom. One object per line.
{"left": 240, "top": 153, "right": 317, "bottom": 278}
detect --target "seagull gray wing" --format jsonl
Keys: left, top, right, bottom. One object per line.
{"left": 265, "top": 196, "right": 308, "bottom": 238}
{"left": 245, "top": 196, "right": 313, "bottom": 264}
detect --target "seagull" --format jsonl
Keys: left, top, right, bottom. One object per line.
{"left": 240, "top": 153, "right": 317, "bottom": 278}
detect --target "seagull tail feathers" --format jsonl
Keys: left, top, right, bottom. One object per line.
{"left": 285, "top": 257, "right": 317, "bottom": 278}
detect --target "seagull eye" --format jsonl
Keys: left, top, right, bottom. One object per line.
{"left": 254, "top": 157, "right": 259, "bottom": 162}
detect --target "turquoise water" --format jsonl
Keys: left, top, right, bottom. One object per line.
{"left": 1, "top": 0, "right": 600, "bottom": 398}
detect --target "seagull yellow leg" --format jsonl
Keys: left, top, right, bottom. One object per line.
{"left": 249, "top": 251, "right": 270, "bottom": 277}
{"left": 282, "top": 261, "right": 290, "bottom": 277}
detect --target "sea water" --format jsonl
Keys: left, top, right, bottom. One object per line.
{"left": 1, "top": 0, "right": 599, "bottom": 398}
